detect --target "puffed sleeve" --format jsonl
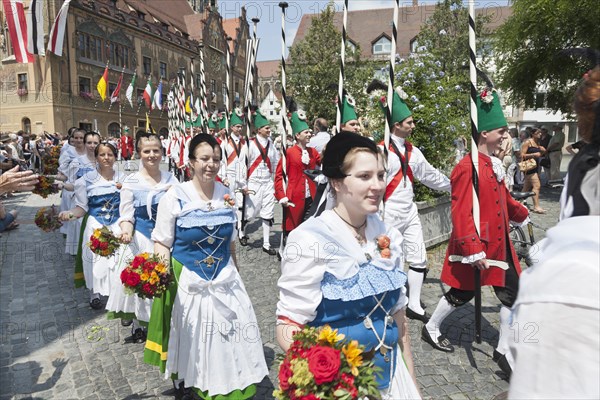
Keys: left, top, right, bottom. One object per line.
{"left": 276, "top": 228, "right": 327, "bottom": 325}
{"left": 73, "top": 177, "right": 89, "bottom": 211}
{"left": 411, "top": 147, "right": 451, "bottom": 192}
{"left": 65, "top": 159, "right": 81, "bottom": 184}
{"left": 118, "top": 187, "right": 135, "bottom": 224}
{"left": 151, "top": 187, "right": 179, "bottom": 248}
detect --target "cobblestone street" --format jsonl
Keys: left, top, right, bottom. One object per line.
{"left": 0, "top": 161, "right": 563, "bottom": 399}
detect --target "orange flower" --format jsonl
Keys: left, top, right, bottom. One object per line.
{"left": 377, "top": 235, "right": 391, "bottom": 249}
{"left": 380, "top": 248, "right": 391, "bottom": 259}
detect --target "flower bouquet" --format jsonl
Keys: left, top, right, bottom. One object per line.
{"left": 34, "top": 206, "right": 63, "bottom": 232}
{"left": 42, "top": 145, "right": 62, "bottom": 175}
{"left": 120, "top": 253, "right": 172, "bottom": 299}
{"left": 274, "top": 326, "right": 381, "bottom": 400}
{"left": 32, "top": 176, "right": 59, "bottom": 198}
{"left": 88, "top": 226, "right": 122, "bottom": 257}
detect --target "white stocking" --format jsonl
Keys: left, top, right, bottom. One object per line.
{"left": 425, "top": 296, "right": 455, "bottom": 340}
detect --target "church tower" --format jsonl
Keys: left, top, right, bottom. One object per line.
{"left": 188, "top": 0, "right": 217, "bottom": 12}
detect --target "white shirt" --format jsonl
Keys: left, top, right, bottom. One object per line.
{"left": 307, "top": 131, "right": 331, "bottom": 154}
{"left": 382, "top": 135, "right": 451, "bottom": 216}
{"left": 245, "top": 136, "right": 279, "bottom": 184}
{"left": 509, "top": 216, "right": 600, "bottom": 399}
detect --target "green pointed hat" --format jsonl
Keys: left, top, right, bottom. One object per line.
{"left": 218, "top": 112, "right": 227, "bottom": 130}
{"left": 208, "top": 112, "right": 218, "bottom": 129}
{"left": 476, "top": 90, "right": 507, "bottom": 132}
{"left": 185, "top": 116, "right": 192, "bottom": 129}
{"left": 252, "top": 109, "right": 270, "bottom": 130}
{"left": 230, "top": 107, "right": 245, "bottom": 127}
{"left": 341, "top": 94, "right": 358, "bottom": 125}
{"left": 191, "top": 113, "right": 203, "bottom": 128}
{"left": 389, "top": 87, "right": 412, "bottom": 125}
{"left": 290, "top": 110, "right": 310, "bottom": 135}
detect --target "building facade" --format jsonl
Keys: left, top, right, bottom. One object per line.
{"left": 0, "top": 0, "right": 251, "bottom": 137}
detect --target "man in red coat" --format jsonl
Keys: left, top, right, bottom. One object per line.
{"left": 422, "top": 89, "right": 528, "bottom": 378}
{"left": 274, "top": 109, "right": 320, "bottom": 255}
{"left": 119, "top": 126, "right": 134, "bottom": 171}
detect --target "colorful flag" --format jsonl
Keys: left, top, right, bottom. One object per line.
{"left": 153, "top": 81, "right": 163, "bottom": 110}
{"left": 145, "top": 113, "right": 155, "bottom": 134}
{"left": 110, "top": 71, "right": 123, "bottom": 104}
{"left": 26, "top": 0, "right": 45, "bottom": 56}
{"left": 97, "top": 65, "right": 109, "bottom": 102}
{"left": 185, "top": 93, "right": 193, "bottom": 114}
{"left": 125, "top": 72, "right": 136, "bottom": 108}
{"left": 2, "top": 0, "right": 34, "bottom": 63}
{"left": 47, "top": 0, "right": 72, "bottom": 56}
{"left": 143, "top": 77, "right": 153, "bottom": 109}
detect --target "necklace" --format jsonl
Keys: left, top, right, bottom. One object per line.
{"left": 333, "top": 208, "right": 367, "bottom": 244}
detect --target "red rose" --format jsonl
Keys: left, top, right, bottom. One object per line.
{"left": 99, "top": 242, "right": 108, "bottom": 250}
{"left": 299, "top": 395, "right": 321, "bottom": 400}
{"left": 120, "top": 269, "right": 129, "bottom": 284}
{"left": 142, "top": 283, "right": 154, "bottom": 295}
{"left": 306, "top": 346, "right": 341, "bottom": 385}
{"left": 143, "top": 261, "right": 157, "bottom": 272}
{"left": 278, "top": 358, "right": 293, "bottom": 391}
{"left": 132, "top": 256, "right": 145, "bottom": 268}
{"left": 126, "top": 272, "right": 141, "bottom": 287}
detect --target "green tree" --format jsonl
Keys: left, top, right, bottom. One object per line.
{"left": 287, "top": 4, "right": 372, "bottom": 123}
{"left": 494, "top": 0, "right": 600, "bottom": 112}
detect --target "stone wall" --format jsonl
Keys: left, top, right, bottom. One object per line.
{"left": 417, "top": 195, "right": 452, "bottom": 249}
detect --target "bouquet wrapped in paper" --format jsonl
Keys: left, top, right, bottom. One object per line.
{"left": 88, "top": 226, "right": 121, "bottom": 257}
{"left": 274, "top": 326, "right": 381, "bottom": 400}
{"left": 120, "top": 253, "right": 172, "bottom": 299}
{"left": 34, "top": 206, "right": 63, "bottom": 232}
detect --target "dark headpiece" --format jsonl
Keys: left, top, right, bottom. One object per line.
{"left": 322, "top": 132, "right": 378, "bottom": 179}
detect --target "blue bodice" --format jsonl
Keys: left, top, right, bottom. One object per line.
{"left": 88, "top": 192, "right": 121, "bottom": 225}
{"left": 172, "top": 207, "right": 236, "bottom": 281}
{"left": 309, "top": 262, "right": 407, "bottom": 389}
{"left": 132, "top": 189, "right": 165, "bottom": 239}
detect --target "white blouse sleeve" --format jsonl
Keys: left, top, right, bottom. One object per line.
{"left": 73, "top": 177, "right": 89, "bottom": 211}
{"left": 118, "top": 187, "right": 135, "bottom": 224}
{"left": 151, "top": 187, "right": 179, "bottom": 248}
{"left": 276, "top": 228, "right": 327, "bottom": 325}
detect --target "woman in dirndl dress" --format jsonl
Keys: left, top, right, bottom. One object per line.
{"left": 144, "top": 134, "right": 268, "bottom": 399}
{"left": 276, "top": 132, "right": 421, "bottom": 399}
{"left": 60, "top": 141, "right": 125, "bottom": 309}
{"left": 56, "top": 128, "right": 85, "bottom": 235}
{"left": 106, "top": 132, "right": 177, "bottom": 342}
{"left": 58, "top": 131, "right": 100, "bottom": 255}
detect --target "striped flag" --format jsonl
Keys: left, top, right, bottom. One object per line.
{"left": 47, "top": 0, "right": 72, "bottom": 57}
{"left": 125, "top": 72, "right": 136, "bottom": 108}
{"left": 153, "top": 81, "right": 163, "bottom": 111}
{"left": 110, "top": 71, "right": 123, "bottom": 104}
{"left": 26, "top": 0, "right": 45, "bottom": 56}
{"left": 2, "top": 0, "right": 34, "bottom": 63}
{"left": 143, "top": 77, "right": 153, "bottom": 109}
{"left": 97, "top": 65, "right": 109, "bottom": 102}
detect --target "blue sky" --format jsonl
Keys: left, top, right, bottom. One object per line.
{"left": 215, "top": 0, "right": 512, "bottom": 61}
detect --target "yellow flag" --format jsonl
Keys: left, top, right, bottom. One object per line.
{"left": 97, "top": 66, "right": 109, "bottom": 102}
{"left": 145, "top": 113, "right": 153, "bottom": 133}
{"left": 185, "top": 95, "right": 192, "bottom": 114}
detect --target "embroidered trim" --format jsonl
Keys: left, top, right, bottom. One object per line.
{"left": 321, "top": 262, "right": 407, "bottom": 301}
{"left": 176, "top": 208, "right": 236, "bottom": 228}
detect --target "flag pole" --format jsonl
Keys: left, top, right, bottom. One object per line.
{"left": 108, "top": 65, "right": 125, "bottom": 113}
{"left": 199, "top": 44, "right": 209, "bottom": 133}
{"left": 225, "top": 36, "right": 232, "bottom": 134}
{"left": 335, "top": 0, "right": 349, "bottom": 135}
{"left": 468, "top": 0, "right": 482, "bottom": 344}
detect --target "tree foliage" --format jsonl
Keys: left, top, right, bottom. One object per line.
{"left": 287, "top": 4, "right": 372, "bottom": 123}
{"left": 494, "top": 0, "right": 600, "bottom": 113}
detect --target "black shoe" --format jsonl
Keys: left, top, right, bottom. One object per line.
{"left": 421, "top": 326, "right": 454, "bottom": 353}
{"left": 492, "top": 349, "right": 502, "bottom": 362}
{"left": 276, "top": 251, "right": 282, "bottom": 261}
{"left": 89, "top": 298, "right": 103, "bottom": 310}
{"left": 262, "top": 247, "right": 277, "bottom": 256}
{"left": 121, "top": 319, "right": 133, "bottom": 327}
{"left": 406, "top": 307, "right": 430, "bottom": 323}
{"left": 497, "top": 353, "right": 513, "bottom": 378}
{"left": 124, "top": 328, "right": 146, "bottom": 344}
{"left": 239, "top": 236, "right": 249, "bottom": 246}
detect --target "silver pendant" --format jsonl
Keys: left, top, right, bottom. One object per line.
{"left": 363, "top": 316, "right": 373, "bottom": 329}
{"left": 101, "top": 207, "right": 107, "bottom": 212}
{"left": 207, "top": 237, "right": 215, "bottom": 245}
{"left": 207, "top": 225, "right": 214, "bottom": 230}
{"left": 104, "top": 214, "right": 111, "bottom": 220}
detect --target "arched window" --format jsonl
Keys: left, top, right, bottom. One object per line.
{"left": 372, "top": 36, "right": 392, "bottom": 55}
{"left": 21, "top": 117, "right": 31, "bottom": 134}
{"left": 108, "top": 122, "right": 121, "bottom": 137}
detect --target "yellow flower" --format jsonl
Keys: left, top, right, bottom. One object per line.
{"left": 154, "top": 264, "right": 166, "bottom": 274}
{"left": 289, "top": 359, "right": 314, "bottom": 388}
{"left": 342, "top": 340, "right": 363, "bottom": 376}
{"left": 93, "top": 229, "right": 102, "bottom": 239}
{"left": 149, "top": 274, "right": 159, "bottom": 285}
{"left": 140, "top": 272, "right": 149, "bottom": 281}
{"left": 141, "top": 252, "right": 150, "bottom": 259}
{"left": 318, "top": 325, "right": 345, "bottom": 345}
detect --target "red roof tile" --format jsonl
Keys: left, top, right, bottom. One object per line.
{"left": 257, "top": 60, "right": 280, "bottom": 79}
